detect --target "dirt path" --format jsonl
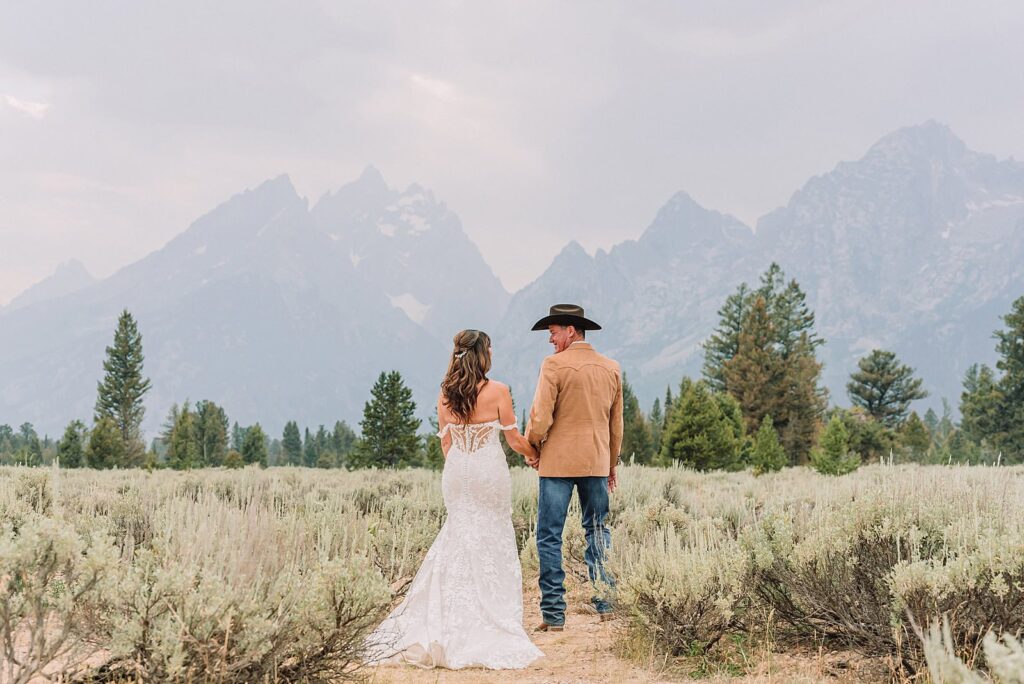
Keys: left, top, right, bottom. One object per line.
{"left": 366, "top": 585, "right": 672, "bottom": 684}
{"left": 365, "top": 585, "right": 890, "bottom": 684}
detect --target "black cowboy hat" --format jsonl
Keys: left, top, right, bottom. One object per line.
{"left": 531, "top": 303, "right": 602, "bottom": 331}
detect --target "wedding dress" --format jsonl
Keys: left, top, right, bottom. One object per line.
{"left": 366, "top": 419, "right": 544, "bottom": 670}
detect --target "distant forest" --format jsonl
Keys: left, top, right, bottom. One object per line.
{"left": 3, "top": 265, "right": 1023, "bottom": 473}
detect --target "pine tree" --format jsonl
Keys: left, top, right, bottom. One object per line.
{"left": 702, "top": 283, "right": 752, "bottom": 391}
{"left": 704, "top": 264, "right": 823, "bottom": 391}
{"left": 303, "top": 427, "right": 317, "bottom": 467}
{"left": 86, "top": 417, "right": 123, "bottom": 469}
{"left": 723, "top": 296, "right": 782, "bottom": 432}
{"left": 330, "top": 421, "right": 356, "bottom": 466}
{"left": 268, "top": 438, "right": 282, "bottom": 466}
{"left": 57, "top": 420, "right": 87, "bottom": 468}
{"left": 660, "top": 379, "right": 743, "bottom": 471}
{"left": 810, "top": 415, "right": 860, "bottom": 475}
{"left": 937, "top": 399, "right": 956, "bottom": 443}
{"left": 194, "top": 400, "right": 229, "bottom": 466}
{"left": 959, "top": 364, "right": 1002, "bottom": 445}
{"left": 94, "top": 309, "right": 151, "bottom": 463}
{"left": 17, "top": 422, "right": 43, "bottom": 466}
{"left": 423, "top": 415, "right": 445, "bottom": 471}
{"left": 715, "top": 390, "right": 747, "bottom": 458}
{"left": 776, "top": 333, "right": 828, "bottom": 461}
{"left": 993, "top": 296, "right": 1024, "bottom": 458}
{"left": 231, "top": 422, "right": 245, "bottom": 452}
{"left": 0, "top": 424, "right": 13, "bottom": 459}
{"left": 649, "top": 398, "right": 663, "bottom": 456}
{"left": 898, "top": 411, "right": 931, "bottom": 458}
{"left": 242, "top": 423, "right": 268, "bottom": 467}
{"left": 714, "top": 275, "right": 826, "bottom": 464}
{"left": 18, "top": 422, "right": 36, "bottom": 445}
{"left": 751, "top": 415, "right": 787, "bottom": 474}
{"left": 282, "top": 421, "right": 302, "bottom": 466}
{"left": 947, "top": 428, "right": 983, "bottom": 464}
{"left": 315, "top": 425, "right": 329, "bottom": 463}
{"left": 351, "top": 371, "right": 422, "bottom": 468}
{"left": 758, "top": 264, "right": 822, "bottom": 357}
{"left": 621, "top": 374, "right": 655, "bottom": 464}
{"left": 663, "top": 386, "right": 674, "bottom": 430}
{"left": 834, "top": 407, "right": 895, "bottom": 463}
{"left": 847, "top": 349, "right": 928, "bottom": 427}
{"left": 164, "top": 402, "right": 200, "bottom": 470}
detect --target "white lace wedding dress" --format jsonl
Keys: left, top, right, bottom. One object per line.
{"left": 366, "top": 419, "right": 544, "bottom": 670}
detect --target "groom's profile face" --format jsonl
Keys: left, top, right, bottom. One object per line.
{"left": 548, "top": 325, "right": 579, "bottom": 354}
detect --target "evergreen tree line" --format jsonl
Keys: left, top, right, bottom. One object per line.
{"left": 7, "top": 276, "right": 1024, "bottom": 472}
{"left": 616, "top": 263, "right": 1024, "bottom": 474}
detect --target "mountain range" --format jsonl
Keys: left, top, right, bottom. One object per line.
{"left": 3, "top": 121, "right": 1022, "bottom": 438}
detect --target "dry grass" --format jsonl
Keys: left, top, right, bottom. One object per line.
{"left": 1, "top": 463, "right": 1022, "bottom": 682}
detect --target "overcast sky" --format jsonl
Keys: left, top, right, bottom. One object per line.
{"left": 2, "top": 1, "right": 1023, "bottom": 303}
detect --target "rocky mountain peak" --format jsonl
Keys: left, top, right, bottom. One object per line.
{"left": 641, "top": 190, "right": 752, "bottom": 248}
{"left": 862, "top": 120, "right": 968, "bottom": 168}
{"left": 318, "top": 165, "right": 395, "bottom": 214}
{"left": 5, "top": 259, "right": 97, "bottom": 312}
{"left": 54, "top": 258, "right": 92, "bottom": 279}
{"left": 549, "top": 240, "right": 591, "bottom": 268}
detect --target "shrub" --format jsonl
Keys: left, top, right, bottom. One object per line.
{"left": 617, "top": 525, "right": 749, "bottom": 656}
{"left": 919, "top": 617, "right": 1024, "bottom": 683}
{"left": 810, "top": 415, "right": 860, "bottom": 475}
{"left": 750, "top": 415, "right": 787, "bottom": 475}
{"left": 224, "top": 449, "right": 244, "bottom": 469}
{"left": 0, "top": 517, "right": 116, "bottom": 682}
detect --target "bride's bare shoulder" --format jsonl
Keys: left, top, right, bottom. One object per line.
{"left": 484, "top": 379, "right": 510, "bottom": 395}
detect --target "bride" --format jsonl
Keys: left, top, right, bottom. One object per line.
{"left": 366, "top": 329, "right": 544, "bottom": 670}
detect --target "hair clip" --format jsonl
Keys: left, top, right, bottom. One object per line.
{"left": 455, "top": 351, "right": 467, "bottom": 359}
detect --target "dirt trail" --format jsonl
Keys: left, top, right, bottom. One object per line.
{"left": 367, "top": 586, "right": 669, "bottom": 684}
{"left": 365, "top": 585, "right": 888, "bottom": 684}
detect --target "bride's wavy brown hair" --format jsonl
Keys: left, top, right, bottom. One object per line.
{"left": 441, "top": 329, "right": 492, "bottom": 423}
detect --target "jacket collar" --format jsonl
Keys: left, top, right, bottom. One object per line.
{"left": 566, "top": 341, "right": 593, "bottom": 351}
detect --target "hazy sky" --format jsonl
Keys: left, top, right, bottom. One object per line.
{"left": 2, "top": 1, "right": 1023, "bottom": 303}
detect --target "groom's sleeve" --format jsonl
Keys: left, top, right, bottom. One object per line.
{"left": 528, "top": 358, "right": 557, "bottom": 448}
{"left": 609, "top": 366, "right": 624, "bottom": 468}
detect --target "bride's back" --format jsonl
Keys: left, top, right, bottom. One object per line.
{"left": 439, "top": 379, "right": 506, "bottom": 425}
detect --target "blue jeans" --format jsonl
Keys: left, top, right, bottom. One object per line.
{"left": 537, "top": 476, "right": 615, "bottom": 626}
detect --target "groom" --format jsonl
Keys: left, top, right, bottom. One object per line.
{"left": 525, "top": 304, "right": 623, "bottom": 631}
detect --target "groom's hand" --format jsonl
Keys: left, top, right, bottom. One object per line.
{"left": 608, "top": 466, "right": 617, "bottom": 493}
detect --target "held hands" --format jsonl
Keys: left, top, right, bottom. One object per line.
{"left": 523, "top": 445, "right": 540, "bottom": 470}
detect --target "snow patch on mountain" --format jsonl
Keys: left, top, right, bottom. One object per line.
{"left": 389, "top": 292, "right": 431, "bottom": 324}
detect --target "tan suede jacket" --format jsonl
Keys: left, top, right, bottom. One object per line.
{"left": 526, "top": 342, "right": 624, "bottom": 478}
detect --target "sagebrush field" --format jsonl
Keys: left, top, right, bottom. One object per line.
{"left": 2, "top": 463, "right": 1023, "bottom": 682}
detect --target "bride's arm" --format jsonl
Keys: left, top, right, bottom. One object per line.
{"left": 496, "top": 384, "right": 538, "bottom": 463}
{"left": 437, "top": 396, "right": 452, "bottom": 458}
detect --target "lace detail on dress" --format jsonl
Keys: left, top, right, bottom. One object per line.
{"left": 367, "top": 418, "right": 543, "bottom": 670}
{"left": 438, "top": 419, "right": 518, "bottom": 455}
